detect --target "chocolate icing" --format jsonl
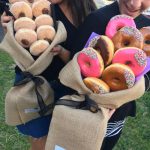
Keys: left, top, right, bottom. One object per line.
{"left": 94, "top": 37, "right": 109, "bottom": 65}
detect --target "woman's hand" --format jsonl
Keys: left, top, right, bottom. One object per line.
{"left": 1, "top": 12, "right": 13, "bottom": 32}
{"left": 51, "top": 45, "right": 71, "bottom": 63}
{"left": 108, "top": 109, "right": 115, "bottom": 120}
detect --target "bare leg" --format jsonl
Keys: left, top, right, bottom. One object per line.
{"left": 29, "top": 136, "right": 47, "bottom": 150}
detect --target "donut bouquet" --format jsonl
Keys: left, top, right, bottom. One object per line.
{"left": 8, "top": 0, "right": 57, "bottom": 56}
{"left": 44, "top": 14, "right": 150, "bottom": 150}
{"left": 0, "top": 0, "right": 67, "bottom": 126}
{"left": 59, "top": 14, "right": 148, "bottom": 109}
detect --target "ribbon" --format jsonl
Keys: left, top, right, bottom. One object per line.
{"left": 56, "top": 95, "right": 100, "bottom": 113}
{"left": 14, "top": 72, "right": 54, "bottom": 116}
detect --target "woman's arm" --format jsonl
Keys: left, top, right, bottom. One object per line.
{"left": 51, "top": 45, "right": 71, "bottom": 63}
{"left": 1, "top": 12, "right": 12, "bottom": 32}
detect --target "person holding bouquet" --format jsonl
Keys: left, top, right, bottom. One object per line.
{"left": 0, "top": 0, "right": 97, "bottom": 150}
{"left": 70, "top": 0, "right": 150, "bottom": 149}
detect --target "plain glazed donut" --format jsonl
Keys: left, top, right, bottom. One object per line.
{"left": 112, "top": 26, "right": 143, "bottom": 51}
{"left": 93, "top": 35, "right": 114, "bottom": 66}
{"left": 35, "top": 14, "right": 53, "bottom": 28}
{"left": 14, "top": 17, "right": 36, "bottom": 31}
{"left": 32, "top": 0, "right": 51, "bottom": 17}
{"left": 30, "top": 40, "right": 49, "bottom": 56}
{"left": 102, "top": 63, "right": 135, "bottom": 91}
{"left": 140, "top": 27, "right": 150, "bottom": 56}
{"left": 37, "top": 25, "right": 56, "bottom": 43}
{"left": 83, "top": 77, "right": 110, "bottom": 94}
{"left": 105, "top": 14, "right": 136, "bottom": 39}
{"left": 112, "top": 47, "right": 147, "bottom": 76}
{"left": 77, "top": 47, "right": 104, "bottom": 78}
{"left": 10, "top": 1, "right": 33, "bottom": 19}
{"left": 15, "top": 28, "right": 37, "bottom": 48}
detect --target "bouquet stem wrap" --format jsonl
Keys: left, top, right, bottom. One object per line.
{"left": 45, "top": 95, "right": 110, "bottom": 150}
{"left": 45, "top": 52, "right": 145, "bottom": 150}
{"left": 0, "top": 20, "right": 67, "bottom": 125}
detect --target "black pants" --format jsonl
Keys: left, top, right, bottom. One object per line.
{"left": 101, "top": 129, "right": 123, "bottom": 150}
{"left": 101, "top": 101, "right": 136, "bottom": 150}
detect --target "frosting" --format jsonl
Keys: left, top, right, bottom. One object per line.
{"left": 81, "top": 48, "right": 97, "bottom": 59}
{"left": 124, "top": 70, "right": 135, "bottom": 88}
{"left": 120, "top": 26, "right": 143, "bottom": 42}
{"left": 134, "top": 50, "right": 147, "bottom": 66}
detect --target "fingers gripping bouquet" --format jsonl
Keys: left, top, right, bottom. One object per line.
{"left": 0, "top": 0, "right": 67, "bottom": 126}
{"left": 45, "top": 15, "right": 149, "bottom": 150}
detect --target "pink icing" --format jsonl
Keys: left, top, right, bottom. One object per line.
{"left": 105, "top": 14, "right": 136, "bottom": 39}
{"left": 112, "top": 48, "right": 147, "bottom": 76}
{"left": 77, "top": 48, "right": 102, "bottom": 77}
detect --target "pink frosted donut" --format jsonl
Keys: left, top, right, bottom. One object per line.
{"left": 105, "top": 14, "right": 136, "bottom": 39}
{"left": 77, "top": 47, "right": 104, "bottom": 78}
{"left": 112, "top": 47, "right": 147, "bottom": 76}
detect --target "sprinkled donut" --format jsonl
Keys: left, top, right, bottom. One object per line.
{"left": 105, "top": 14, "right": 136, "bottom": 39}
{"left": 77, "top": 47, "right": 104, "bottom": 78}
{"left": 112, "top": 47, "right": 147, "bottom": 76}
{"left": 10, "top": 1, "right": 33, "bottom": 19}
{"left": 83, "top": 77, "right": 110, "bottom": 94}
{"left": 112, "top": 26, "right": 143, "bottom": 51}
{"left": 15, "top": 28, "right": 37, "bottom": 48}
{"left": 140, "top": 27, "right": 150, "bottom": 56}
{"left": 102, "top": 63, "right": 135, "bottom": 91}
{"left": 32, "top": 0, "right": 51, "bottom": 17}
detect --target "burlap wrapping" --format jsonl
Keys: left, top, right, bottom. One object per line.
{"left": 45, "top": 95, "right": 110, "bottom": 150}
{"left": 59, "top": 52, "right": 145, "bottom": 109}
{"left": 45, "top": 52, "right": 145, "bottom": 150}
{"left": 0, "top": 20, "right": 67, "bottom": 125}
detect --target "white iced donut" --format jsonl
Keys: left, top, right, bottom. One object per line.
{"left": 35, "top": 14, "right": 53, "bottom": 27}
{"left": 37, "top": 25, "right": 56, "bottom": 42}
{"left": 32, "top": 0, "right": 51, "bottom": 17}
{"left": 15, "top": 29, "right": 37, "bottom": 48}
{"left": 14, "top": 17, "right": 36, "bottom": 31}
{"left": 30, "top": 40, "right": 49, "bottom": 56}
{"left": 10, "top": 1, "right": 33, "bottom": 19}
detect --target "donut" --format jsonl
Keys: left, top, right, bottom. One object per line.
{"left": 140, "top": 27, "right": 150, "bottom": 56}
{"left": 10, "top": 1, "right": 33, "bottom": 19}
{"left": 37, "top": 25, "right": 56, "bottom": 43}
{"left": 83, "top": 77, "right": 110, "bottom": 94}
{"left": 92, "top": 35, "right": 114, "bottom": 66}
{"left": 14, "top": 17, "right": 36, "bottom": 31}
{"left": 15, "top": 29, "right": 37, "bottom": 48}
{"left": 112, "top": 47, "right": 147, "bottom": 76}
{"left": 35, "top": 14, "right": 53, "bottom": 28}
{"left": 30, "top": 40, "right": 49, "bottom": 56}
{"left": 77, "top": 47, "right": 104, "bottom": 78}
{"left": 105, "top": 14, "right": 136, "bottom": 39}
{"left": 9, "top": 0, "right": 31, "bottom": 4}
{"left": 32, "top": 0, "right": 51, "bottom": 17}
{"left": 102, "top": 63, "right": 135, "bottom": 91}
{"left": 112, "top": 26, "right": 143, "bottom": 51}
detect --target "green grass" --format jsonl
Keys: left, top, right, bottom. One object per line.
{"left": 0, "top": 51, "right": 150, "bottom": 150}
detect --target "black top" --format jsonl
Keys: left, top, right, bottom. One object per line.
{"left": 71, "top": 1, "right": 150, "bottom": 120}
{"left": 15, "top": 4, "right": 77, "bottom": 82}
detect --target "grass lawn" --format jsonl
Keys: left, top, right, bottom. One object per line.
{"left": 0, "top": 51, "right": 150, "bottom": 150}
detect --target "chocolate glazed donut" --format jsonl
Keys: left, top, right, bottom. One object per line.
{"left": 94, "top": 35, "right": 114, "bottom": 66}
